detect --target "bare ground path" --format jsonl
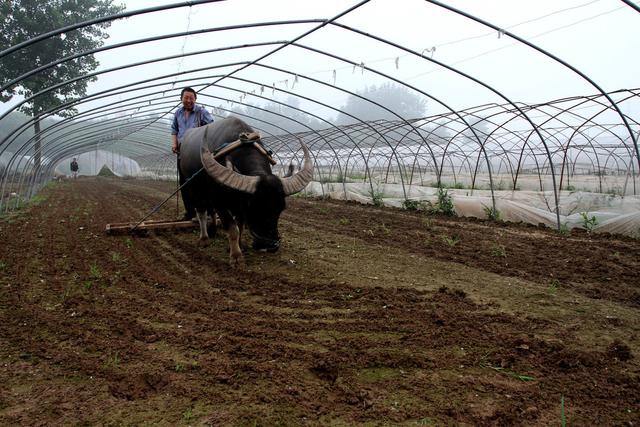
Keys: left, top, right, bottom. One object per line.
{"left": 0, "top": 177, "right": 638, "bottom": 426}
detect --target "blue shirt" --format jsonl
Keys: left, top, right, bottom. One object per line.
{"left": 171, "top": 104, "right": 214, "bottom": 142}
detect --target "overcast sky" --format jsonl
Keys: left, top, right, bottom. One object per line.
{"left": 87, "top": 0, "right": 639, "bottom": 115}
{"left": 3, "top": 0, "right": 640, "bottom": 119}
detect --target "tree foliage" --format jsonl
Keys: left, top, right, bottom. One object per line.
{"left": 0, "top": 0, "right": 124, "bottom": 118}
{"left": 335, "top": 82, "right": 428, "bottom": 125}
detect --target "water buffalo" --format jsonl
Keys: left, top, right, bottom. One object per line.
{"left": 179, "top": 116, "right": 313, "bottom": 266}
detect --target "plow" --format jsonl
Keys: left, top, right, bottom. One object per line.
{"left": 105, "top": 218, "right": 201, "bottom": 235}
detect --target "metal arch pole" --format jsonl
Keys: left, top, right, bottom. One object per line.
{"left": 4, "top": 33, "right": 427, "bottom": 203}
{"left": 0, "top": 0, "right": 223, "bottom": 59}
{"left": 2, "top": 25, "right": 316, "bottom": 94}
{"left": 1, "top": 65, "right": 360, "bottom": 194}
{"left": 327, "top": 24, "right": 555, "bottom": 229}
{"left": 223, "top": 75, "right": 387, "bottom": 199}
{"left": 0, "top": 110, "right": 172, "bottom": 184}
{"left": 226, "top": 69, "right": 421, "bottom": 201}
{"left": 621, "top": 0, "right": 640, "bottom": 13}
{"left": 426, "top": 0, "right": 640, "bottom": 180}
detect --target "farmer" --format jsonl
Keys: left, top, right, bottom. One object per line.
{"left": 70, "top": 157, "right": 79, "bottom": 179}
{"left": 171, "top": 87, "right": 214, "bottom": 221}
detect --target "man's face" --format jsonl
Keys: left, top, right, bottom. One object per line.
{"left": 181, "top": 91, "right": 196, "bottom": 111}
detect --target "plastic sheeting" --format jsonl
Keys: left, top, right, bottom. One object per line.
{"left": 301, "top": 181, "right": 640, "bottom": 238}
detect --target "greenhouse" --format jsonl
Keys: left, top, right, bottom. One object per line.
{"left": 1, "top": 0, "right": 639, "bottom": 235}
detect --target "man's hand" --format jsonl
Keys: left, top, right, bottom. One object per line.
{"left": 172, "top": 141, "right": 179, "bottom": 154}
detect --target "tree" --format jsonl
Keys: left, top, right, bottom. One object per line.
{"left": 0, "top": 0, "right": 124, "bottom": 168}
{"left": 335, "top": 82, "right": 427, "bottom": 126}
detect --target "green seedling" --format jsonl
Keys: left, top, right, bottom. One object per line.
{"left": 548, "top": 279, "right": 560, "bottom": 295}
{"left": 402, "top": 199, "right": 421, "bottom": 211}
{"left": 490, "top": 244, "right": 506, "bottom": 257}
{"left": 370, "top": 190, "right": 384, "bottom": 207}
{"left": 579, "top": 212, "right": 598, "bottom": 232}
{"left": 481, "top": 361, "right": 535, "bottom": 382}
{"left": 183, "top": 407, "right": 194, "bottom": 422}
{"left": 483, "top": 204, "right": 502, "bottom": 221}
{"left": 441, "top": 235, "right": 460, "bottom": 247}
{"left": 89, "top": 263, "right": 101, "bottom": 279}
{"left": 379, "top": 222, "right": 390, "bottom": 235}
{"left": 421, "top": 217, "right": 433, "bottom": 229}
{"left": 426, "top": 187, "right": 455, "bottom": 216}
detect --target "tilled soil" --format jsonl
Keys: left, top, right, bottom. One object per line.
{"left": 0, "top": 177, "right": 638, "bottom": 426}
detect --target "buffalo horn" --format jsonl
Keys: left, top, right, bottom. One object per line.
{"left": 280, "top": 143, "right": 313, "bottom": 196}
{"left": 201, "top": 146, "right": 259, "bottom": 194}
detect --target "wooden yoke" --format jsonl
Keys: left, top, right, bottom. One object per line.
{"left": 212, "top": 131, "right": 277, "bottom": 165}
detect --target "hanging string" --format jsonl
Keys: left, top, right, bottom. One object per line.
{"left": 421, "top": 46, "right": 436, "bottom": 58}
{"left": 173, "top": 6, "right": 193, "bottom": 86}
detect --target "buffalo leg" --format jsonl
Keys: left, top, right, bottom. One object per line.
{"left": 206, "top": 207, "right": 217, "bottom": 238}
{"left": 196, "top": 209, "right": 209, "bottom": 246}
{"left": 237, "top": 222, "right": 248, "bottom": 251}
{"left": 216, "top": 208, "right": 244, "bottom": 266}
{"left": 227, "top": 222, "right": 243, "bottom": 266}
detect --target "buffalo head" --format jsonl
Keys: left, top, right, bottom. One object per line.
{"left": 201, "top": 142, "right": 313, "bottom": 252}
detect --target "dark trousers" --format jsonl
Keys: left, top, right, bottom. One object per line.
{"left": 178, "top": 156, "right": 195, "bottom": 217}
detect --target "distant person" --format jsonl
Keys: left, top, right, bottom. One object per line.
{"left": 171, "top": 87, "right": 214, "bottom": 220}
{"left": 70, "top": 158, "right": 79, "bottom": 179}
